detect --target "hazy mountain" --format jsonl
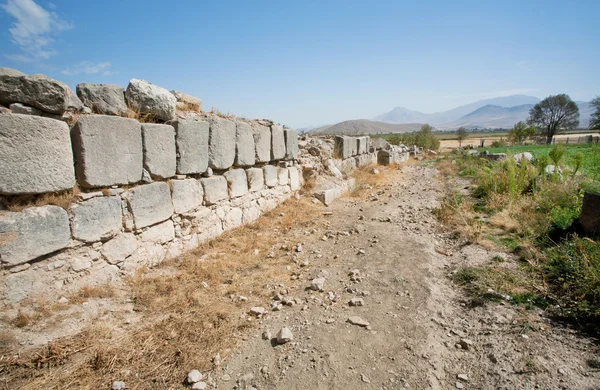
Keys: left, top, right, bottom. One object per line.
{"left": 374, "top": 95, "right": 541, "bottom": 125}
{"left": 310, "top": 120, "right": 422, "bottom": 136}
{"left": 437, "top": 104, "right": 534, "bottom": 130}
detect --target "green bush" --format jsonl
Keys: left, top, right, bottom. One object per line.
{"left": 550, "top": 206, "right": 578, "bottom": 230}
{"left": 545, "top": 236, "right": 600, "bottom": 322}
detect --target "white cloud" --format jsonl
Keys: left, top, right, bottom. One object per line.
{"left": 1, "top": 0, "right": 73, "bottom": 61}
{"left": 61, "top": 61, "right": 115, "bottom": 76}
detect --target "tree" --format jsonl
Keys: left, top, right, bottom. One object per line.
{"left": 527, "top": 94, "right": 579, "bottom": 144}
{"left": 508, "top": 121, "right": 536, "bottom": 145}
{"left": 590, "top": 96, "right": 600, "bottom": 131}
{"left": 456, "top": 127, "right": 468, "bottom": 148}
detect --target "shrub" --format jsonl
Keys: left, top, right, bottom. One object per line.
{"left": 490, "top": 139, "right": 507, "bottom": 148}
{"left": 549, "top": 143, "right": 565, "bottom": 167}
{"left": 550, "top": 206, "right": 578, "bottom": 230}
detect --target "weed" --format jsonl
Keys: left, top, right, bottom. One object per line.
{"left": 12, "top": 311, "right": 30, "bottom": 328}
{"left": 3, "top": 186, "right": 80, "bottom": 212}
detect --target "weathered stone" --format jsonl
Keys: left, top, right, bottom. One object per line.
{"left": 168, "top": 119, "right": 209, "bottom": 175}
{"left": 111, "top": 381, "right": 126, "bottom": 390}
{"left": 372, "top": 137, "right": 390, "bottom": 150}
{"left": 334, "top": 136, "right": 352, "bottom": 159}
{"left": 187, "top": 369, "right": 203, "bottom": 384}
{"left": 314, "top": 188, "right": 342, "bottom": 206}
{"left": 235, "top": 121, "right": 256, "bottom": 166}
{"left": 310, "top": 277, "right": 325, "bottom": 291}
{"left": 289, "top": 168, "right": 300, "bottom": 191}
{"left": 222, "top": 206, "right": 243, "bottom": 229}
{"left": 70, "top": 257, "right": 92, "bottom": 272}
{"left": 276, "top": 327, "right": 293, "bottom": 344}
{"left": 201, "top": 176, "right": 229, "bottom": 205}
{"left": 484, "top": 153, "right": 507, "bottom": 161}
{"left": 0, "top": 206, "right": 71, "bottom": 266}
{"left": 125, "top": 79, "right": 176, "bottom": 121}
{"left": 171, "top": 179, "right": 203, "bottom": 214}
{"left": 224, "top": 169, "right": 248, "bottom": 198}
{"left": 271, "top": 125, "right": 286, "bottom": 160}
{"left": 9, "top": 103, "right": 43, "bottom": 116}
{"left": 263, "top": 165, "right": 278, "bottom": 187}
{"left": 347, "top": 316, "right": 370, "bottom": 327}
{"left": 246, "top": 168, "right": 264, "bottom": 192}
{"left": 125, "top": 182, "right": 173, "bottom": 228}
{"left": 349, "top": 297, "right": 364, "bottom": 306}
{"left": 71, "top": 196, "right": 122, "bottom": 243}
{"left": 141, "top": 220, "right": 175, "bottom": 244}
{"left": 0, "top": 69, "right": 83, "bottom": 114}
{"left": 513, "top": 152, "right": 533, "bottom": 163}
{"left": 171, "top": 90, "right": 201, "bottom": 112}
{"left": 252, "top": 122, "right": 271, "bottom": 163}
{"left": 580, "top": 192, "right": 600, "bottom": 234}
{"left": 101, "top": 233, "right": 138, "bottom": 264}
{"left": 0, "top": 105, "right": 9, "bottom": 114}
{"left": 278, "top": 168, "right": 289, "bottom": 186}
{"left": 0, "top": 114, "right": 75, "bottom": 194}
{"left": 284, "top": 129, "right": 299, "bottom": 160}
{"left": 141, "top": 123, "right": 176, "bottom": 179}
{"left": 208, "top": 116, "right": 236, "bottom": 170}
{"left": 76, "top": 83, "right": 127, "bottom": 115}
{"left": 357, "top": 136, "right": 368, "bottom": 154}
{"left": 71, "top": 115, "right": 142, "bottom": 188}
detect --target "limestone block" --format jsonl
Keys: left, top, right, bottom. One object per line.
{"left": 284, "top": 129, "right": 299, "bottom": 160}
{"left": 101, "top": 233, "right": 138, "bottom": 264}
{"left": 9, "top": 103, "right": 43, "bottom": 116}
{"left": 71, "top": 196, "right": 122, "bottom": 243}
{"left": 0, "top": 114, "right": 75, "bottom": 194}
{"left": 222, "top": 207, "right": 243, "bottom": 230}
{"left": 235, "top": 121, "right": 256, "bottom": 166}
{"left": 76, "top": 83, "right": 127, "bottom": 115}
{"left": 314, "top": 188, "right": 342, "bottom": 206}
{"left": 334, "top": 136, "right": 351, "bottom": 159}
{"left": 142, "top": 123, "right": 176, "bottom": 179}
{"left": 193, "top": 207, "right": 223, "bottom": 242}
{"left": 171, "top": 120, "right": 209, "bottom": 174}
{"left": 208, "top": 116, "right": 236, "bottom": 170}
{"left": 278, "top": 167, "right": 289, "bottom": 186}
{"left": 263, "top": 165, "right": 278, "bottom": 187}
{"left": 0, "top": 206, "right": 71, "bottom": 266}
{"left": 125, "top": 79, "right": 176, "bottom": 121}
{"left": 141, "top": 220, "right": 175, "bottom": 244}
{"left": 289, "top": 168, "right": 300, "bottom": 191}
{"left": 71, "top": 115, "right": 142, "bottom": 188}
{"left": 171, "top": 179, "right": 203, "bottom": 214}
{"left": 0, "top": 69, "right": 83, "bottom": 114}
{"left": 125, "top": 182, "right": 173, "bottom": 228}
{"left": 252, "top": 122, "right": 271, "bottom": 163}
{"left": 201, "top": 176, "right": 229, "bottom": 205}
{"left": 357, "top": 137, "right": 367, "bottom": 154}
{"left": 349, "top": 137, "right": 358, "bottom": 156}
{"left": 224, "top": 169, "right": 249, "bottom": 198}
{"left": 246, "top": 168, "right": 264, "bottom": 192}
{"left": 271, "top": 124, "right": 286, "bottom": 161}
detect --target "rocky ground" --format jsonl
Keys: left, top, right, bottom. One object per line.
{"left": 208, "top": 164, "right": 599, "bottom": 390}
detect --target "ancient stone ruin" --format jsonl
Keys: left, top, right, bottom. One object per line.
{"left": 0, "top": 67, "right": 408, "bottom": 305}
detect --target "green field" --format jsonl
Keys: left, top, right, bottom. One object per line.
{"left": 479, "top": 143, "right": 600, "bottom": 180}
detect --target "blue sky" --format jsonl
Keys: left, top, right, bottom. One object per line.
{"left": 1, "top": 0, "right": 599, "bottom": 128}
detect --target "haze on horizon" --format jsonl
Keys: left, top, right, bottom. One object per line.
{"left": 1, "top": 0, "right": 598, "bottom": 129}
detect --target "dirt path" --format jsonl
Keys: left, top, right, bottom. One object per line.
{"left": 214, "top": 165, "right": 600, "bottom": 390}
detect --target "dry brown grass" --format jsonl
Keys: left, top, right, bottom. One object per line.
{"left": 0, "top": 331, "right": 17, "bottom": 355}
{"left": 435, "top": 192, "right": 483, "bottom": 242}
{"left": 2, "top": 197, "right": 322, "bottom": 389}
{"left": 4, "top": 187, "right": 80, "bottom": 212}
{"left": 176, "top": 102, "right": 201, "bottom": 113}
{"left": 436, "top": 159, "right": 459, "bottom": 176}
{"left": 348, "top": 164, "right": 396, "bottom": 198}
{"left": 69, "top": 285, "right": 116, "bottom": 304}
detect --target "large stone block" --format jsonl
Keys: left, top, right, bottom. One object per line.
{"left": 252, "top": 122, "right": 271, "bottom": 163}
{"left": 76, "top": 83, "right": 127, "bottom": 115}
{"left": 314, "top": 188, "right": 342, "bottom": 206}
{"left": 334, "top": 136, "right": 352, "bottom": 159}
{"left": 201, "top": 176, "right": 229, "bottom": 205}
{"left": 141, "top": 220, "right": 175, "bottom": 244}
{"left": 142, "top": 123, "right": 176, "bottom": 179}
{"left": 71, "top": 196, "right": 122, "bottom": 243}
{"left": 284, "top": 129, "right": 299, "bottom": 160}
{"left": 0, "top": 206, "right": 71, "bottom": 266}
{"left": 224, "top": 169, "right": 249, "bottom": 198}
{"left": 246, "top": 168, "right": 264, "bottom": 192}
{"left": 289, "top": 168, "right": 300, "bottom": 191}
{"left": 357, "top": 137, "right": 368, "bottom": 154}
{"left": 125, "top": 182, "right": 173, "bottom": 228}
{"left": 170, "top": 119, "right": 209, "bottom": 175}
{"left": 271, "top": 124, "right": 286, "bottom": 161}
{"left": 263, "top": 165, "right": 278, "bottom": 187}
{"left": 101, "top": 233, "right": 138, "bottom": 264}
{"left": 0, "top": 69, "right": 83, "bottom": 114}
{"left": 349, "top": 137, "right": 358, "bottom": 156}
{"left": 171, "top": 179, "right": 203, "bottom": 214}
{"left": 71, "top": 115, "right": 143, "bottom": 188}
{"left": 125, "top": 79, "right": 176, "bottom": 121}
{"left": 278, "top": 167, "right": 289, "bottom": 186}
{"left": 0, "top": 114, "right": 75, "bottom": 194}
{"left": 235, "top": 121, "right": 256, "bottom": 166}
{"left": 208, "top": 116, "right": 236, "bottom": 170}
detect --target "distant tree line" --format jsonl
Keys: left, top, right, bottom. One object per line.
{"left": 387, "top": 124, "right": 441, "bottom": 150}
